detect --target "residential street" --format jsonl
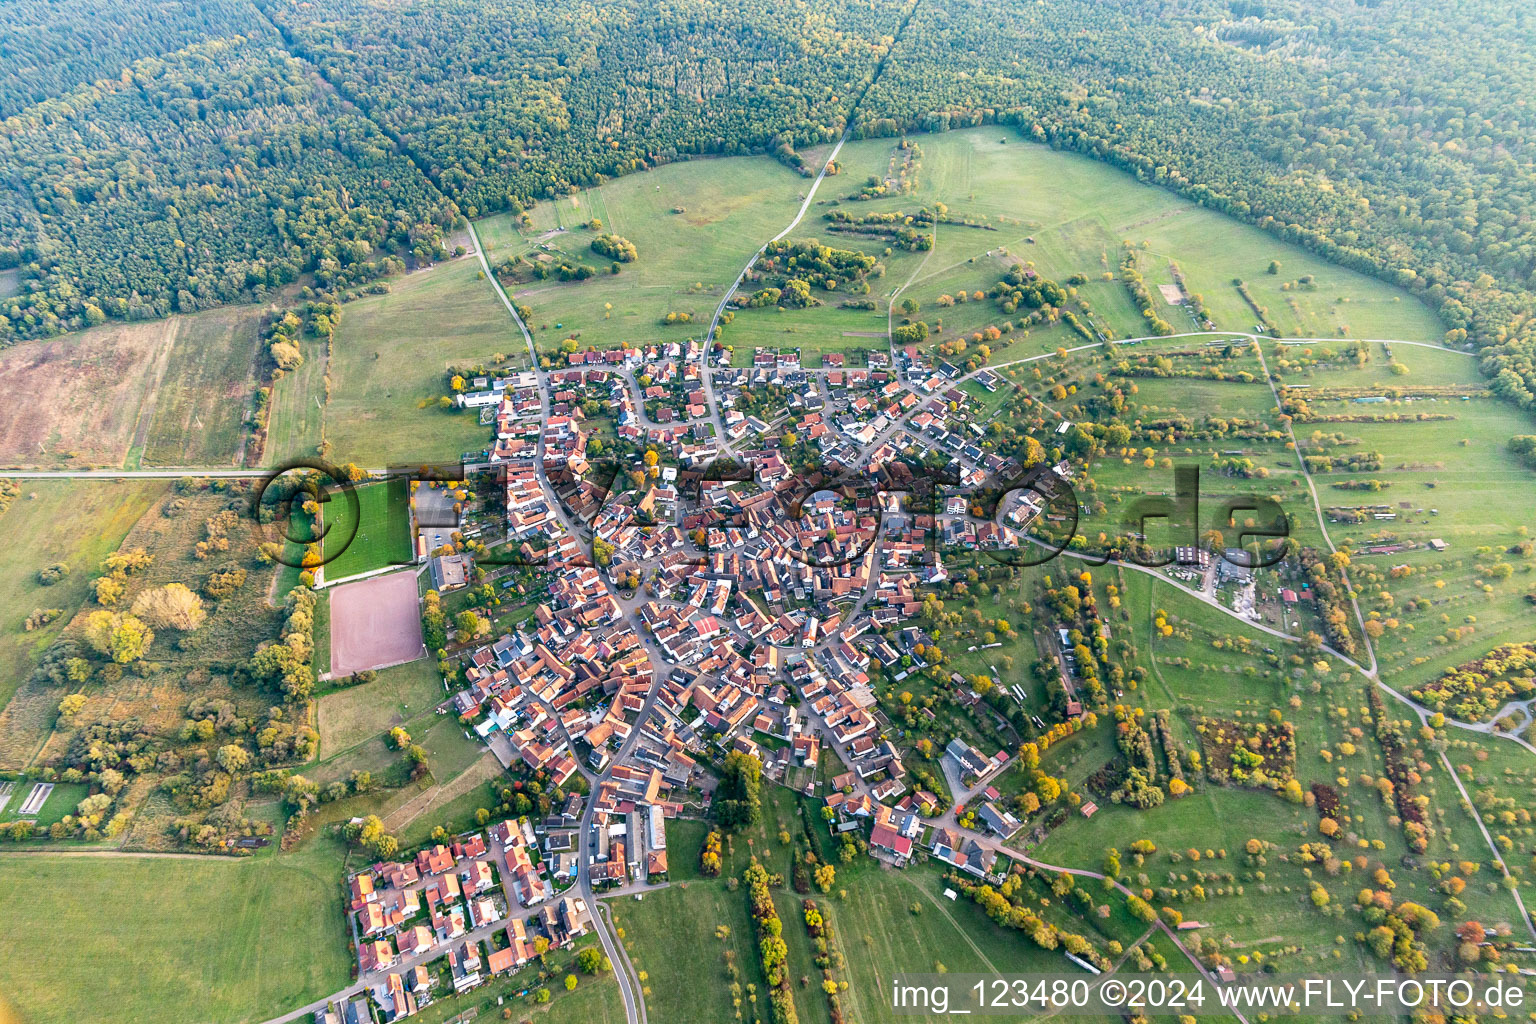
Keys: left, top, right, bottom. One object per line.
{"left": 32, "top": 183, "right": 1535, "bottom": 1024}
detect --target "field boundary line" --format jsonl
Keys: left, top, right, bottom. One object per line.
{"left": 316, "top": 562, "right": 417, "bottom": 590}
{"left": 121, "top": 317, "right": 182, "bottom": 470}
{"left": 381, "top": 751, "right": 502, "bottom": 833}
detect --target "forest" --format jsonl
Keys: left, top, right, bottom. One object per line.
{"left": 0, "top": 0, "right": 263, "bottom": 117}
{"left": 7, "top": 0, "right": 1536, "bottom": 417}
{"left": 0, "top": 17, "right": 455, "bottom": 341}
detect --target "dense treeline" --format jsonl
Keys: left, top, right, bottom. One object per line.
{"left": 0, "top": 30, "right": 454, "bottom": 340}
{"left": 259, "top": 0, "right": 900, "bottom": 216}
{"left": 0, "top": 0, "right": 262, "bottom": 118}
{"left": 744, "top": 859, "right": 798, "bottom": 1024}
{"left": 12, "top": 0, "right": 1536, "bottom": 426}
{"left": 857, "top": 0, "right": 1536, "bottom": 411}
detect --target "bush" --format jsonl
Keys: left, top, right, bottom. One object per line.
{"left": 591, "top": 234, "right": 638, "bottom": 262}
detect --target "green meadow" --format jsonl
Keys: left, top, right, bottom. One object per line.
{"left": 632, "top": 806, "right": 1101, "bottom": 1024}
{"left": 829, "top": 130, "right": 1444, "bottom": 344}
{"left": 0, "top": 847, "right": 351, "bottom": 1024}
{"left": 269, "top": 257, "right": 525, "bottom": 468}
{"left": 320, "top": 480, "right": 413, "bottom": 581}
{"left": 477, "top": 155, "right": 808, "bottom": 357}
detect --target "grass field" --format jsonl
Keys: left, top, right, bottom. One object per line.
{"left": 308, "top": 657, "right": 489, "bottom": 846}
{"left": 530, "top": 970, "right": 626, "bottom": 1024}
{"left": 263, "top": 335, "right": 328, "bottom": 464}
{"left": 392, "top": 767, "right": 503, "bottom": 848}
{"left": 325, "top": 258, "right": 520, "bottom": 466}
{"left": 477, "top": 155, "right": 806, "bottom": 357}
{"left": 310, "top": 669, "right": 470, "bottom": 795}
{"left": 821, "top": 865, "right": 1097, "bottom": 1024}
{"left": 711, "top": 128, "right": 1442, "bottom": 374}
{"left": 0, "top": 846, "right": 351, "bottom": 1024}
{"left": 610, "top": 878, "right": 768, "bottom": 1024}
{"left": 828, "top": 129, "right": 1444, "bottom": 344}
{"left": 0, "top": 480, "right": 166, "bottom": 768}
{"left": 312, "top": 586, "right": 330, "bottom": 677}
{"left": 1020, "top": 558, "right": 1535, "bottom": 954}
{"left": 142, "top": 305, "right": 263, "bottom": 467}
{"left": 320, "top": 480, "right": 413, "bottom": 580}
{"left": 666, "top": 784, "right": 807, "bottom": 882}
{"left": 316, "top": 657, "right": 443, "bottom": 756}
{"left": 720, "top": 302, "right": 893, "bottom": 365}
{"left": 613, "top": 844, "right": 1091, "bottom": 1024}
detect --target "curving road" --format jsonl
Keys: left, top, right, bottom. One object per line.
{"left": 471, "top": 217, "right": 659, "bottom": 1024}
{"left": 19, "top": 211, "right": 1531, "bottom": 1024}
{"left": 700, "top": 130, "right": 851, "bottom": 453}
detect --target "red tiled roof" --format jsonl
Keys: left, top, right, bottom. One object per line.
{"left": 870, "top": 824, "right": 912, "bottom": 856}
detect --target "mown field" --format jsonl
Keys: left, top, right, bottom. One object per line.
{"left": 141, "top": 305, "right": 263, "bottom": 467}
{"left": 477, "top": 155, "right": 808, "bottom": 358}
{"left": 310, "top": 686, "right": 477, "bottom": 797}
{"left": 720, "top": 301, "right": 892, "bottom": 365}
{"left": 319, "top": 480, "right": 413, "bottom": 581}
{"left": 0, "top": 846, "right": 351, "bottom": 1024}
{"left": 819, "top": 865, "right": 1118, "bottom": 1024}
{"left": 316, "top": 657, "right": 444, "bottom": 757}
{"left": 308, "top": 655, "right": 494, "bottom": 850}
{"left": 0, "top": 780, "right": 88, "bottom": 826}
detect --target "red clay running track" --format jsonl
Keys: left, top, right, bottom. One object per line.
{"left": 329, "top": 571, "right": 426, "bottom": 677}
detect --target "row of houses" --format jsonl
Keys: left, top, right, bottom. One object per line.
{"left": 339, "top": 820, "right": 593, "bottom": 1022}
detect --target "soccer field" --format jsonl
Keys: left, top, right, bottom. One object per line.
{"left": 320, "top": 480, "right": 414, "bottom": 581}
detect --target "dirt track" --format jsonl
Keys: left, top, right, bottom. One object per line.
{"left": 328, "top": 570, "right": 425, "bottom": 676}
{"left": 382, "top": 751, "right": 502, "bottom": 832}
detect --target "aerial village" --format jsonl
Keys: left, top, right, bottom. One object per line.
{"left": 321, "top": 333, "right": 1348, "bottom": 1020}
